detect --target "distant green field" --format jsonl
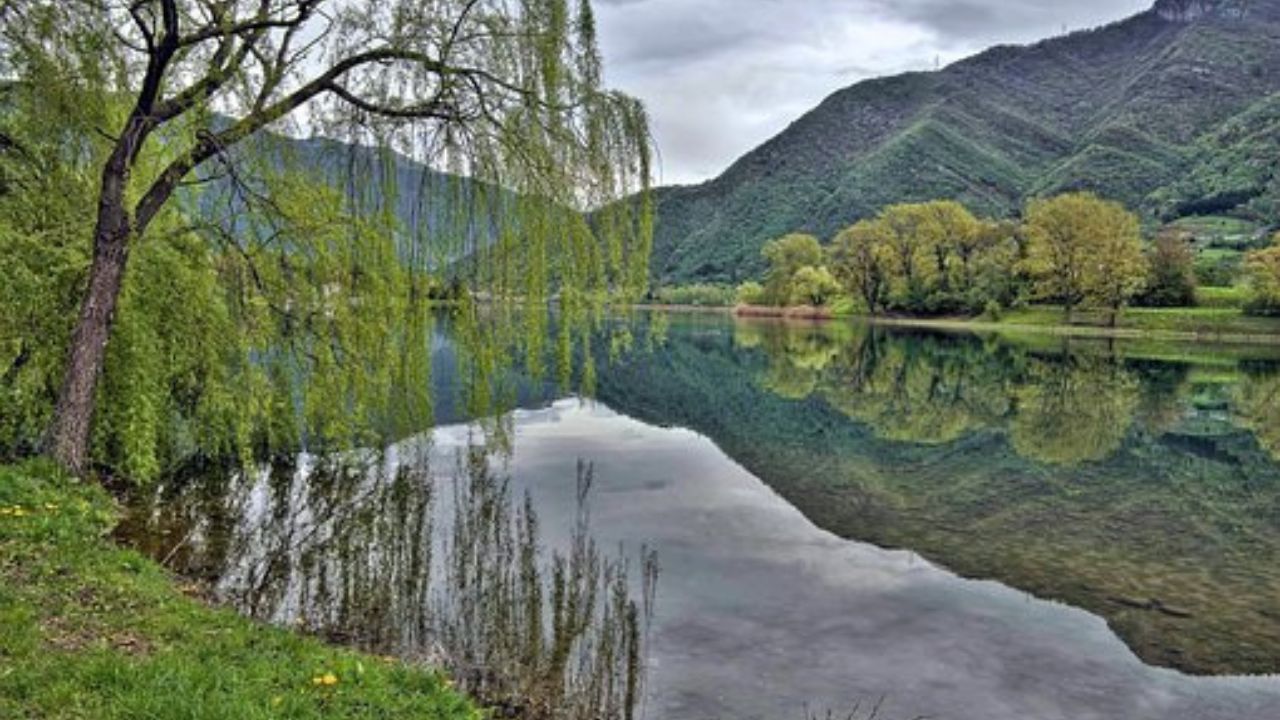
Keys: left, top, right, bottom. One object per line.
{"left": 1197, "top": 285, "right": 1250, "bottom": 309}
{"left": 1171, "top": 215, "right": 1264, "bottom": 247}
{"left": 1198, "top": 248, "right": 1242, "bottom": 261}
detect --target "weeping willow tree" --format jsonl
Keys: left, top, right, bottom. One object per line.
{"left": 0, "top": 0, "right": 652, "bottom": 476}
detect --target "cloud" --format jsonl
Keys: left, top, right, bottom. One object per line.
{"left": 594, "top": 0, "right": 1152, "bottom": 185}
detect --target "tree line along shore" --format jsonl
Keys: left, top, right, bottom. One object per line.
{"left": 648, "top": 193, "right": 1280, "bottom": 336}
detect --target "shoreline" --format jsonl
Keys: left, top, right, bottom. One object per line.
{"left": 0, "top": 461, "right": 478, "bottom": 719}
{"left": 630, "top": 304, "right": 1280, "bottom": 346}
{"left": 855, "top": 315, "right": 1280, "bottom": 346}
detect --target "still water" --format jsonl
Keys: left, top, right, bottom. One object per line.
{"left": 120, "top": 314, "right": 1280, "bottom": 719}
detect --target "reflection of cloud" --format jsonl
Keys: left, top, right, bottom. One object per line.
{"left": 508, "top": 401, "right": 924, "bottom": 592}
{"left": 594, "top": 0, "right": 1150, "bottom": 184}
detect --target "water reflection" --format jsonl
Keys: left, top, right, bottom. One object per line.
{"left": 118, "top": 439, "right": 657, "bottom": 719}
{"left": 592, "top": 316, "right": 1280, "bottom": 675}
{"left": 735, "top": 320, "right": 1158, "bottom": 465}
{"left": 123, "top": 454, "right": 436, "bottom": 653}
{"left": 121, "top": 313, "right": 1280, "bottom": 693}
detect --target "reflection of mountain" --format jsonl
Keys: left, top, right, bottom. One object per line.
{"left": 594, "top": 317, "right": 1280, "bottom": 675}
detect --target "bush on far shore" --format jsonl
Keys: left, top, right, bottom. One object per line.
{"left": 650, "top": 283, "right": 738, "bottom": 307}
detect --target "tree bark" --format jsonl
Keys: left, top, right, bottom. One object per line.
{"left": 47, "top": 161, "right": 133, "bottom": 475}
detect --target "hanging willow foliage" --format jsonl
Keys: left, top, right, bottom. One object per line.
{"left": 0, "top": 0, "right": 653, "bottom": 480}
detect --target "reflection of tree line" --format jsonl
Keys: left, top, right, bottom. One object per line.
{"left": 587, "top": 315, "right": 1280, "bottom": 675}
{"left": 732, "top": 320, "right": 1280, "bottom": 466}
{"left": 121, "top": 447, "right": 657, "bottom": 720}
{"left": 1233, "top": 366, "right": 1280, "bottom": 460}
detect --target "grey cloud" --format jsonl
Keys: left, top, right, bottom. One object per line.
{"left": 875, "top": 0, "right": 1153, "bottom": 47}
{"left": 595, "top": 0, "right": 1152, "bottom": 185}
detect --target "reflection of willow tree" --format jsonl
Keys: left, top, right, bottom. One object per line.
{"left": 1233, "top": 370, "right": 1280, "bottom": 460}
{"left": 445, "top": 297, "right": 621, "bottom": 453}
{"left": 818, "top": 331, "right": 1016, "bottom": 445}
{"left": 1010, "top": 355, "right": 1140, "bottom": 466}
{"left": 127, "top": 454, "right": 438, "bottom": 653}
{"left": 734, "top": 321, "right": 843, "bottom": 400}
{"left": 124, "top": 445, "right": 658, "bottom": 719}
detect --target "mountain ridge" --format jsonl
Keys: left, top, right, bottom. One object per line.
{"left": 648, "top": 0, "right": 1280, "bottom": 284}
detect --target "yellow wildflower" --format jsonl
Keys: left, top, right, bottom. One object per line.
{"left": 322, "top": 673, "right": 339, "bottom": 686}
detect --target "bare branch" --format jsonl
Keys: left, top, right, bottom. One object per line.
{"left": 176, "top": 0, "right": 318, "bottom": 48}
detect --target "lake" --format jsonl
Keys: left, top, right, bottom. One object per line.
{"left": 118, "top": 313, "right": 1280, "bottom": 719}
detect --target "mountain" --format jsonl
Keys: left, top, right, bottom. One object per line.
{"left": 195, "top": 130, "right": 511, "bottom": 272}
{"left": 649, "top": 0, "right": 1280, "bottom": 285}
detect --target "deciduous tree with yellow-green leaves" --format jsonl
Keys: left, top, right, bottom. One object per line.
{"left": 877, "top": 202, "right": 940, "bottom": 308}
{"left": 760, "top": 233, "right": 824, "bottom": 305}
{"left": 828, "top": 219, "right": 890, "bottom": 315}
{"left": 1022, "top": 192, "right": 1145, "bottom": 324}
{"left": 1245, "top": 233, "right": 1280, "bottom": 316}
{"left": 790, "top": 265, "right": 840, "bottom": 307}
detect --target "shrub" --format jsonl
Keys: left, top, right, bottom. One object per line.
{"left": 1195, "top": 252, "right": 1243, "bottom": 287}
{"left": 1138, "top": 230, "right": 1197, "bottom": 307}
{"left": 1245, "top": 236, "right": 1280, "bottom": 316}
{"left": 789, "top": 266, "right": 841, "bottom": 307}
{"left": 735, "top": 281, "right": 767, "bottom": 306}
{"left": 761, "top": 234, "right": 824, "bottom": 305}
{"left": 652, "top": 284, "right": 736, "bottom": 307}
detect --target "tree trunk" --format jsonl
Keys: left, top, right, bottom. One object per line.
{"left": 48, "top": 170, "right": 133, "bottom": 475}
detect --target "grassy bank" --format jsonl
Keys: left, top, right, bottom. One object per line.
{"left": 664, "top": 301, "right": 1280, "bottom": 344}
{"left": 876, "top": 306, "right": 1280, "bottom": 344}
{"left": 0, "top": 461, "right": 478, "bottom": 720}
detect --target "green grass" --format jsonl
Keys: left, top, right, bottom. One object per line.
{"left": 994, "top": 305, "right": 1280, "bottom": 337}
{"left": 0, "top": 460, "right": 478, "bottom": 720}
{"left": 1171, "top": 215, "right": 1263, "bottom": 245}
{"left": 1197, "top": 247, "right": 1242, "bottom": 262}
{"left": 1196, "top": 285, "right": 1250, "bottom": 309}
{"left": 836, "top": 301, "right": 1280, "bottom": 347}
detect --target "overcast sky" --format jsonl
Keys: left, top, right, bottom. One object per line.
{"left": 594, "top": 0, "right": 1153, "bottom": 185}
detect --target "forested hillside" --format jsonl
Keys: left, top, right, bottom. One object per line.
{"left": 650, "top": 0, "right": 1280, "bottom": 284}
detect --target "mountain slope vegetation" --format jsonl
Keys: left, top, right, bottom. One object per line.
{"left": 650, "top": 0, "right": 1280, "bottom": 284}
